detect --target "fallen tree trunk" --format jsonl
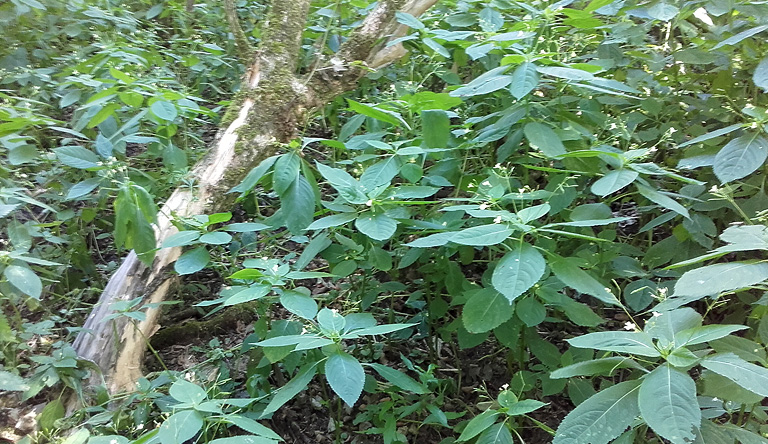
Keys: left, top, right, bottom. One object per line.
{"left": 73, "top": 0, "right": 438, "bottom": 394}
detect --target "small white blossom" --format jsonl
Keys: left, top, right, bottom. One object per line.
{"left": 493, "top": 216, "right": 502, "bottom": 224}
{"left": 365, "top": 199, "right": 373, "bottom": 207}
{"left": 623, "top": 322, "right": 636, "bottom": 331}
{"left": 479, "top": 203, "right": 489, "bottom": 210}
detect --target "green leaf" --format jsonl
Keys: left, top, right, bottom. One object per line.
{"left": 307, "top": 212, "right": 357, "bottom": 230}
{"left": 713, "top": 134, "right": 768, "bottom": 183}
{"left": 462, "top": 288, "right": 515, "bottom": 333}
{"left": 395, "top": 11, "right": 425, "bottom": 29}
{"left": 636, "top": 183, "right": 689, "bottom": 218}
{"left": 451, "top": 70, "right": 512, "bottom": 97}
{"left": 317, "top": 307, "right": 345, "bottom": 333}
{"left": 458, "top": 410, "right": 500, "bottom": 442}
{"left": 360, "top": 157, "right": 400, "bottom": 189}
{"left": 54, "top": 146, "right": 100, "bottom": 169}
{"left": 162, "top": 231, "right": 201, "bottom": 248}
{"left": 281, "top": 175, "right": 315, "bottom": 234}
{"left": 591, "top": 170, "right": 638, "bottom": 197}
{"left": 491, "top": 243, "right": 546, "bottom": 303}
{"left": 4, "top": 264, "right": 42, "bottom": 299}
{"left": 223, "top": 222, "right": 270, "bottom": 232}
{"left": 174, "top": 246, "right": 210, "bottom": 275}
{"left": 506, "top": 399, "right": 547, "bottom": 416}
{"left": 403, "top": 231, "right": 455, "bottom": 247}
{"left": 261, "top": 362, "right": 318, "bottom": 418}
{"left": 510, "top": 62, "right": 539, "bottom": 99}
{"left": 713, "top": 24, "right": 768, "bottom": 49}
{"left": 209, "top": 437, "right": 278, "bottom": 444}
{"left": 39, "top": 399, "right": 65, "bottom": 431}
{"left": 226, "top": 415, "right": 283, "bottom": 441}
{"left": 66, "top": 177, "right": 102, "bottom": 200}
{"left": 157, "top": 410, "right": 204, "bottom": 444}
{"left": 347, "top": 100, "right": 409, "bottom": 128}
{"left": 273, "top": 152, "right": 300, "bottom": 196}
{"left": 199, "top": 231, "right": 232, "bottom": 245}
{"left": 315, "top": 162, "right": 368, "bottom": 204}
{"left": 638, "top": 364, "right": 700, "bottom": 444}
{"left": 567, "top": 331, "right": 660, "bottom": 357}
{"left": 223, "top": 284, "right": 271, "bottom": 306}
{"left": 537, "top": 66, "right": 595, "bottom": 81}
{"left": 553, "top": 380, "right": 641, "bottom": 444}
{"left": 476, "top": 423, "right": 514, "bottom": 444}
{"left": 368, "top": 364, "right": 426, "bottom": 394}
{"left": 678, "top": 124, "right": 744, "bottom": 148}
{"left": 150, "top": 101, "right": 178, "bottom": 121}
{"left": 169, "top": 379, "right": 207, "bottom": 404}
{"left": 326, "top": 352, "right": 365, "bottom": 407}
{"left": 701, "top": 353, "right": 768, "bottom": 397}
{"left": 280, "top": 289, "right": 317, "bottom": 320}
{"left": 647, "top": 2, "right": 679, "bottom": 21}
{"left": 524, "top": 122, "right": 566, "bottom": 157}
{"left": 550, "top": 256, "right": 621, "bottom": 306}
{"left": 754, "top": 56, "right": 768, "bottom": 92}
{"left": 346, "top": 323, "right": 414, "bottom": 336}
{"left": 422, "top": 110, "right": 450, "bottom": 148}
{"left": 0, "top": 370, "right": 29, "bottom": 391}
{"left": 451, "top": 224, "right": 514, "bottom": 246}
{"left": 551, "top": 357, "right": 644, "bottom": 379}
{"left": 230, "top": 155, "right": 280, "bottom": 195}
{"left": 674, "top": 262, "right": 768, "bottom": 299}
{"left": 675, "top": 325, "right": 747, "bottom": 347}
{"left": 355, "top": 212, "right": 398, "bottom": 241}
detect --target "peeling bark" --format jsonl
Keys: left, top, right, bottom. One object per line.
{"left": 73, "top": 0, "right": 438, "bottom": 394}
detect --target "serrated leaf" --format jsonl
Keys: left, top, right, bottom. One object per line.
{"left": 150, "top": 101, "right": 178, "bottom": 121}
{"left": 551, "top": 357, "right": 644, "bottom": 379}
{"left": 223, "top": 222, "right": 270, "bottom": 232}
{"left": 674, "top": 262, "right": 768, "bottom": 299}
{"left": 174, "top": 246, "right": 210, "bottom": 275}
{"left": 701, "top": 353, "right": 768, "bottom": 397}
{"left": 451, "top": 224, "right": 513, "bottom": 246}
{"left": 450, "top": 66, "right": 512, "bottom": 97}
{"left": 4, "top": 264, "right": 42, "bottom": 299}
{"left": 403, "top": 231, "right": 455, "bottom": 247}
{"left": 491, "top": 243, "right": 545, "bottom": 303}
{"left": 675, "top": 325, "right": 747, "bottom": 347}
{"left": 347, "top": 100, "right": 409, "bottom": 128}
{"left": 157, "top": 410, "right": 204, "bottom": 444}
{"left": 326, "top": 352, "right": 364, "bottom": 407}
{"left": 281, "top": 175, "right": 315, "bottom": 234}
{"left": 162, "top": 231, "right": 201, "bottom": 248}
{"left": 260, "top": 362, "right": 318, "bottom": 418}
{"left": 476, "top": 423, "right": 514, "bottom": 444}
{"left": 360, "top": 157, "right": 399, "bottom": 189}
{"left": 316, "top": 162, "right": 368, "bottom": 204}
{"left": 550, "top": 257, "right": 621, "bottom": 306}
{"left": 226, "top": 415, "right": 282, "bottom": 441}
{"left": 273, "top": 152, "right": 300, "bottom": 195}
{"left": 422, "top": 110, "right": 450, "bottom": 148}
{"left": 0, "top": 370, "right": 29, "bottom": 391}
{"left": 317, "top": 307, "right": 345, "bottom": 333}
{"left": 568, "top": 331, "right": 660, "bottom": 357}
{"left": 458, "top": 410, "right": 500, "bottom": 442}
{"left": 510, "top": 62, "right": 539, "bottom": 99}
{"left": 636, "top": 183, "right": 689, "bottom": 218}
{"left": 169, "top": 379, "right": 207, "bottom": 404}
{"left": 66, "top": 177, "right": 102, "bottom": 200}
{"left": 199, "top": 231, "right": 232, "bottom": 245}
{"left": 713, "top": 134, "right": 768, "bottom": 183}
{"left": 280, "top": 289, "right": 317, "bottom": 320}
{"left": 462, "top": 288, "right": 515, "bottom": 333}
{"left": 638, "top": 364, "right": 700, "bottom": 444}
{"left": 591, "top": 170, "right": 638, "bottom": 197}
{"left": 524, "top": 122, "right": 566, "bottom": 157}
{"left": 355, "top": 212, "right": 398, "bottom": 241}
{"left": 648, "top": 2, "right": 679, "bottom": 21}
{"left": 553, "top": 380, "right": 641, "bottom": 444}
{"left": 754, "top": 56, "right": 768, "bottom": 92}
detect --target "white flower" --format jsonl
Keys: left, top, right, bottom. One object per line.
{"left": 479, "top": 203, "right": 489, "bottom": 210}
{"left": 501, "top": 383, "right": 509, "bottom": 390}
{"left": 623, "top": 322, "right": 636, "bottom": 331}
{"left": 365, "top": 199, "right": 373, "bottom": 207}
{"left": 652, "top": 311, "right": 662, "bottom": 318}
{"left": 493, "top": 216, "right": 502, "bottom": 224}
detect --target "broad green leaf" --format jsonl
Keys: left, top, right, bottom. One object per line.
{"left": 395, "top": 11, "right": 425, "bottom": 29}
{"left": 644, "top": 307, "right": 702, "bottom": 344}
{"left": 754, "top": 56, "right": 768, "bottom": 92}
{"left": 524, "top": 122, "right": 566, "bottom": 157}
{"left": 230, "top": 155, "right": 280, "bottom": 195}
{"left": 54, "top": 146, "right": 100, "bottom": 169}
{"left": 701, "top": 353, "right": 768, "bottom": 397}
{"left": 506, "top": 399, "right": 547, "bottom": 416}
{"left": 510, "top": 62, "right": 539, "bottom": 99}
{"left": 199, "top": 231, "right": 232, "bottom": 245}
{"left": 174, "top": 246, "right": 210, "bottom": 275}
{"left": 462, "top": 288, "right": 515, "bottom": 333}
{"left": 517, "top": 203, "right": 550, "bottom": 223}
{"left": 713, "top": 24, "right": 768, "bottom": 49}
{"left": 347, "top": 100, "right": 409, "bottom": 128}
{"left": 648, "top": 2, "right": 679, "bottom": 21}
{"left": 450, "top": 66, "right": 512, "bottom": 97}
{"left": 260, "top": 362, "right": 318, "bottom": 418}
{"left": 253, "top": 334, "right": 325, "bottom": 348}
{"left": 169, "top": 379, "right": 207, "bottom": 404}
{"left": 422, "top": 110, "right": 450, "bottom": 148}
{"left": 281, "top": 175, "right": 315, "bottom": 234}
{"left": 491, "top": 243, "right": 545, "bottom": 303}
{"left": 157, "top": 410, "right": 204, "bottom": 444}
{"left": 591, "top": 170, "right": 638, "bottom": 197}
{"left": 567, "top": 331, "right": 660, "bottom": 357}
{"left": 550, "top": 257, "right": 621, "bottom": 306}
{"left": 280, "top": 289, "right": 317, "bottom": 320}
{"left": 67, "top": 177, "right": 102, "bottom": 200}
{"left": 150, "top": 101, "right": 178, "bottom": 121}
{"left": 347, "top": 323, "right": 414, "bottom": 336}
{"left": 553, "top": 380, "right": 641, "bottom": 444}
{"left": 226, "top": 415, "right": 283, "bottom": 441}
{"left": 4, "top": 265, "right": 42, "bottom": 299}
{"left": 457, "top": 410, "right": 500, "bottom": 442}
{"left": 673, "top": 262, "right": 768, "bottom": 298}
{"left": 317, "top": 308, "right": 345, "bottom": 333}
{"left": 307, "top": 212, "right": 356, "bottom": 230}
{"left": 476, "top": 423, "right": 514, "bottom": 444}
{"left": 273, "top": 152, "right": 300, "bottom": 195}
{"left": 223, "top": 284, "right": 271, "bottom": 306}
{"left": 713, "top": 134, "right": 768, "bottom": 183}
{"left": 355, "top": 212, "right": 398, "bottom": 241}
{"left": 550, "top": 357, "right": 644, "bottom": 379}
{"left": 223, "top": 222, "right": 270, "bottom": 232}
{"left": 678, "top": 124, "right": 743, "bottom": 148}
{"left": 675, "top": 325, "right": 747, "bottom": 347}
{"left": 720, "top": 423, "right": 768, "bottom": 444}
{"left": 451, "top": 224, "right": 513, "bottom": 246}
{"left": 537, "top": 66, "right": 595, "bottom": 81}
{"left": 315, "top": 162, "right": 368, "bottom": 204}
{"left": 403, "top": 231, "right": 455, "bottom": 247}
{"left": 368, "top": 364, "right": 426, "bottom": 394}
{"left": 0, "top": 370, "right": 29, "bottom": 391}
{"left": 360, "top": 157, "right": 400, "bottom": 189}
{"left": 638, "top": 364, "right": 700, "bottom": 444}
{"left": 326, "top": 352, "right": 365, "bottom": 407}
{"left": 209, "top": 437, "right": 277, "bottom": 444}
{"left": 636, "top": 183, "right": 689, "bottom": 218}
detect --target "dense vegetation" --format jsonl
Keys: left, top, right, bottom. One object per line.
{"left": 2, "top": 0, "right": 768, "bottom": 443}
